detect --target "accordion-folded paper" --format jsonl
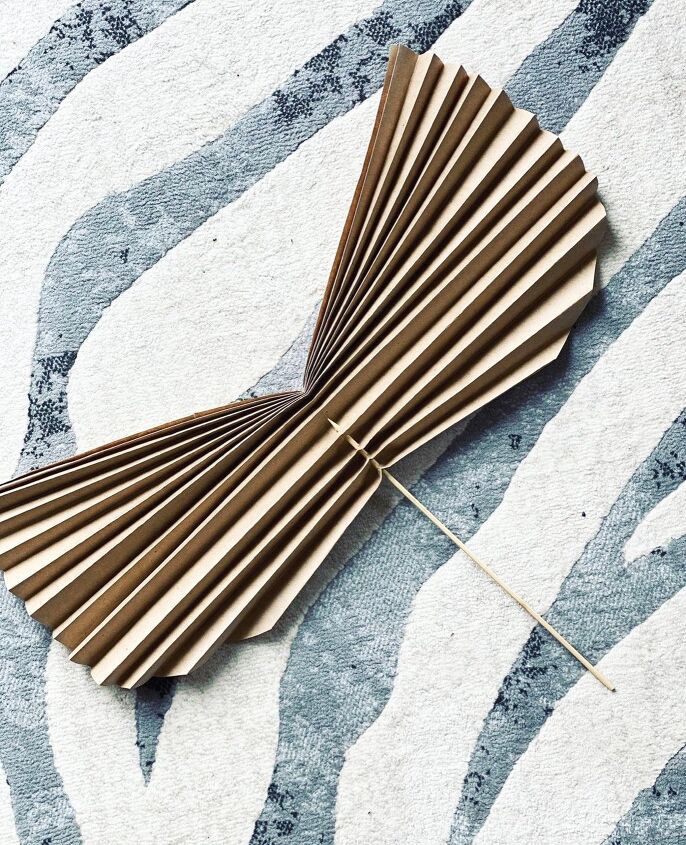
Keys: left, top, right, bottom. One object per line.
{"left": 0, "top": 46, "right": 605, "bottom": 687}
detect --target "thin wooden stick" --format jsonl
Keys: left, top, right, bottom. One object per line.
{"left": 329, "top": 419, "right": 615, "bottom": 692}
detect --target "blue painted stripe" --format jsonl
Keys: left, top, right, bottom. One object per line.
{"left": 134, "top": 677, "right": 177, "bottom": 785}
{"left": 0, "top": 0, "right": 194, "bottom": 186}
{"left": 603, "top": 744, "right": 686, "bottom": 845}
{"left": 450, "top": 405, "right": 686, "bottom": 844}
{"left": 0, "top": 589, "right": 81, "bottom": 844}
{"left": 507, "top": 0, "right": 652, "bottom": 132}
{"left": 248, "top": 3, "right": 660, "bottom": 842}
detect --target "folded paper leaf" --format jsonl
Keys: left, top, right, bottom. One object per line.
{"left": 0, "top": 46, "right": 605, "bottom": 688}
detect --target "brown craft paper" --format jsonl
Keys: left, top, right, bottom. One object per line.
{"left": 0, "top": 46, "right": 605, "bottom": 687}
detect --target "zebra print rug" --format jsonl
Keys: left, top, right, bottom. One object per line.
{"left": 0, "top": 1, "right": 684, "bottom": 843}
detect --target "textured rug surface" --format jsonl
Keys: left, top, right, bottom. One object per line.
{"left": 0, "top": 1, "right": 685, "bottom": 843}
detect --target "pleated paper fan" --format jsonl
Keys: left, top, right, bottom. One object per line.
{"left": 0, "top": 45, "right": 606, "bottom": 688}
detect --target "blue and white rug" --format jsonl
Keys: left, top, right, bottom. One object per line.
{"left": 0, "top": 1, "right": 684, "bottom": 843}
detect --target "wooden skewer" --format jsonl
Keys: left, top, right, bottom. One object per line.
{"left": 328, "top": 419, "right": 615, "bottom": 692}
